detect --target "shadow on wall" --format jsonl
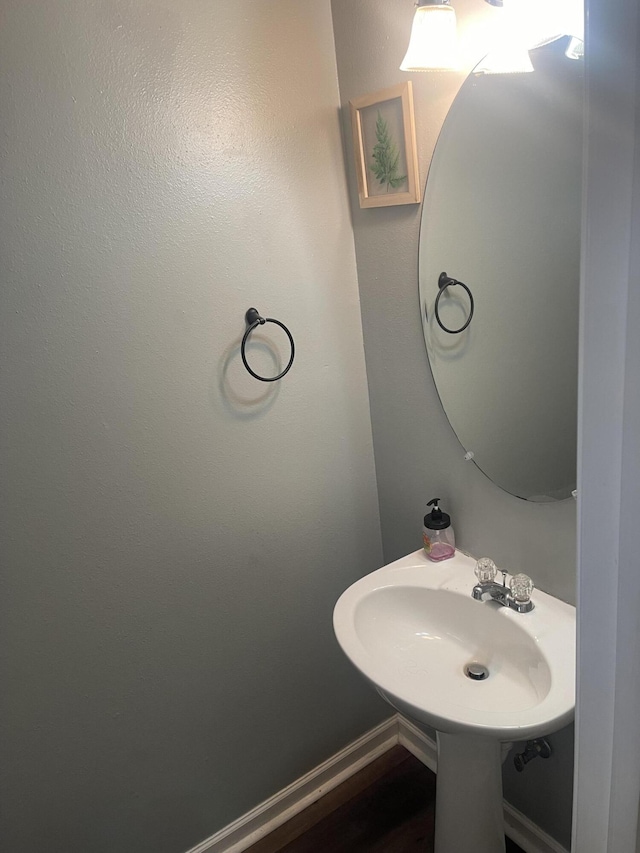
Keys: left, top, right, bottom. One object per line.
{"left": 216, "top": 332, "right": 283, "bottom": 419}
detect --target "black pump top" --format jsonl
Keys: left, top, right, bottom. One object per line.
{"left": 424, "top": 498, "right": 451, "bottom": 530}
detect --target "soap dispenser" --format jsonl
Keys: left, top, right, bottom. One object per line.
{"left": 423, "top": 498, "right": 455, "bottom": 562}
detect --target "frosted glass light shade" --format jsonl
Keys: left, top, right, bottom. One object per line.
{"left": 400, "top": 4, "right": 458, "bottom": 72}
{"left": 565, "top": 36, "right": 584, "bottom": 60}
{"left": 475, "top": 46, "right": 534, "bottom": 74}
{"left": 474, "top": 0, "right": 535, "bottom": 75}
{"left": 503, "top": 0, "right": 584, "bottom": 50}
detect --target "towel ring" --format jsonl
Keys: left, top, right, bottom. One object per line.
{"left": 434, "top": 272, "right": 474, "bottom": 334}
{"left": 241, "top": 308, "right": 295, "bottom": 382}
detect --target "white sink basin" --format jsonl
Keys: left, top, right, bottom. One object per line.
{"left": 334, "top": 550, "right": 575, "bottom": 852}
{"left": 334, "top": 549, "right": 575, "bottom": 741}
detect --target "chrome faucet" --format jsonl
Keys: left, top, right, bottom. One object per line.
{"left": 472, "top": 558, "right": 534, "bottom": 613}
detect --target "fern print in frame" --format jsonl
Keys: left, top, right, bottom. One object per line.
{"left": 370, "top": 111, "right": 408, "bottom": 192}
{"left": 349, "top": 81, "right": 421, "bottom": 209}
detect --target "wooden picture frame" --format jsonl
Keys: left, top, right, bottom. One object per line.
{"left": 350, "top": 82, "right": 421, "bottom": 209}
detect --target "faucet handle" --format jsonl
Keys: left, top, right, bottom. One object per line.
{"left": 475, "top": 557, "right": 497, "bottom": 583}
{"left": 509, "top": 573, "right": 534, "bottom": 603}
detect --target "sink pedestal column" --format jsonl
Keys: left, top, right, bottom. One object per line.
{"left": 434, "top": 732, "right": 505, "bottom": 853}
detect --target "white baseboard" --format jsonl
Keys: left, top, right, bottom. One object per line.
{"left": 184, "top": 714, "right": 569, "bottom": 853}
{"left": 504, "top": 802, "right": 570, "bottom": 853}
{"left": 397, "top": 713, "right": 438, "bottom": 773}
{"left": 186, "top": 716, "right": 398, "bottom": 853}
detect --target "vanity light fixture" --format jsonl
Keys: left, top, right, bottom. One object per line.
{"left": 401, "top": 0, "right": 583, "bottom": 74}
{"left": 475, "top": 0, "right": 535, "bottom": 74}
{"left": 497, "top": 0, "right": 584, "bottom": 64}
{"left": 400, "top": 0, "right": 458, "bottom": 72}
{"left": 399, "top": 0, "right": 525, "bottom": 73}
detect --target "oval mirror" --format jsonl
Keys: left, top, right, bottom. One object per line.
{"left": 419, "top": 38, "right": 583, "bottom": 502}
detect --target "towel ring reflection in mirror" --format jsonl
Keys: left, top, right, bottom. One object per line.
{"left": 434, "top": 272, "right": 475, "bottom": 334}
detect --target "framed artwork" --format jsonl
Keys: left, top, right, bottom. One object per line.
{"left": 349, "top": 81, "right": 421, "bottom": 209}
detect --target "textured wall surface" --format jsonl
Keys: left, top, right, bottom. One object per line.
{"left": 331, "top": 0, "right": 576, "bottom": 847}
{"left": 0, "top": 2, "right": 386, "bottom": 851}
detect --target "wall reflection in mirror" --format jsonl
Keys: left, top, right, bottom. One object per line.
{"left": 419, "top": 38, "right": 582, "bottom": 501}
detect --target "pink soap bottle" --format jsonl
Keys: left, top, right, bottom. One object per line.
{"left": 423, "top": 498, "right": 455, "bottom": 562}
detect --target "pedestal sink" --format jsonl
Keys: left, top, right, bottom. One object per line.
{"left": 333, "top": 549, "right": 575, "bottom": 853}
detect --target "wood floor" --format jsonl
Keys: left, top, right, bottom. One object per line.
{"left": 246, "top": 746, "right": 525, "bottom": 853}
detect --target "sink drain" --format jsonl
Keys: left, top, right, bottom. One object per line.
{"left": 464, "top": 663, "right": 489, "bottom": 681}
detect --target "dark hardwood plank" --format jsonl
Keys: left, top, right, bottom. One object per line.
{"left": 246, "top": 746, "right": 525, "bottom": 853}
{"left": 364, "top": 798, "right": 436, "bottom": 853}
{"left": 246, "top": 746, "right": 411, "bottom": 853}
{"left": 275, "top": 753, "right": 436, "bottom": 853}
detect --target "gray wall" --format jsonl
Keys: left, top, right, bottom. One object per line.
{"left": 0, "top": 2, "right": 387, "bottom": 852}
{"left": 331, "top": 0, "right": 576, "bottom": 847}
